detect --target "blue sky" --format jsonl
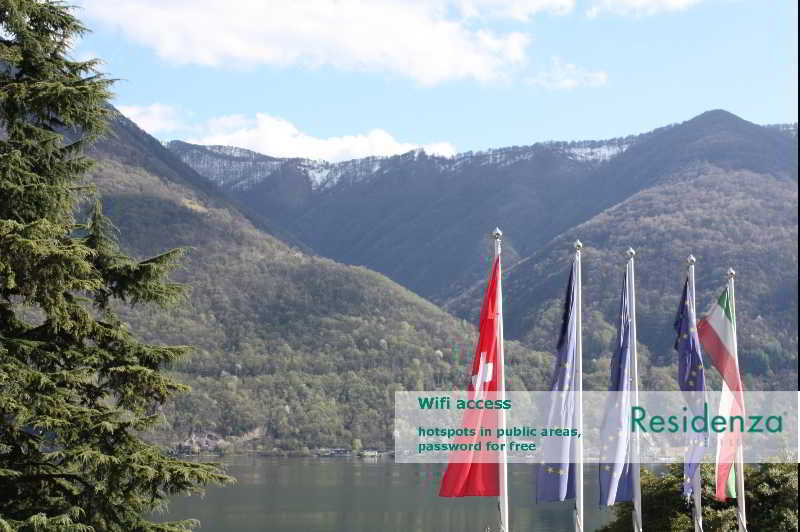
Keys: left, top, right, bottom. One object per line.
{"left": 73, "top": 0, "right": 797, "bottom": 161}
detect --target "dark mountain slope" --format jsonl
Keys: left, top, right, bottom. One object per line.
{"left": 170, "top": 141, "right": 619, "bottom": 302}
{"left": 449, "top": 163, "right": 798, "bottom": 390}
{"left": 439, "top": 111, "right": 798, "bottom": 390}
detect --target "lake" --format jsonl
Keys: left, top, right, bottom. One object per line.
{"left": 158, "top": 456, "right": 615, "bottom": 531}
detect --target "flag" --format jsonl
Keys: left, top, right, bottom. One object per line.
{"left": 535, "top": 258, "right": 578, "bottom": 502}
{"left": 674, "top": 277, "right": 707, "bottom": 497}
{"left": 697, "top": 286, "right": 745, "bottom": 502}
{"left": 439, "top": 256, "right": 501, "bottom": 497}
{"left": 598, "top": 272, "right": 635, "bottom": 506}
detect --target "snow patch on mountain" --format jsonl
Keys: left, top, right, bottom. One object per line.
{"left": 168, "top": 132, "right": 652, "bottom": 193}
{"left": 565, "top": 142, "right": 630, "bottom": 162}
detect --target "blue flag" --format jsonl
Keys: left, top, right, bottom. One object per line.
{"left": 674, "top": 277, "right": 707, "bottom": 497}
{"left": 598, "top": 272, "right": 634, "bottom": 506}
{"left": 535, "top": 259, "right": 578, "bottom": 502}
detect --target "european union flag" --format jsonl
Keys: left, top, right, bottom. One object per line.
{"left": 674, "top": 277, "right": 707, "bottom": 497}
{"left": 598, "top": 272, "right": 634, "bottom": 506}
{"left": 535, "top": 258, "right": 578, "bottom": 502}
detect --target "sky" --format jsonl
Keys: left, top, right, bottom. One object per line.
{"left": 72, "top": 0, "right": 798, "bottom": 162}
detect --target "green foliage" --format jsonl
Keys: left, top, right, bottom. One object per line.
{"left": 598, "top": 463, "right": 798, "bottom": 531}
{"left": 0, "top": 2, "right": 231, "bottom": 530}
{"left": 351, "top": 438, "right": 362, "bottom": 453}
{"left": 500, "top": 164, "right": 798, "bottom": 392}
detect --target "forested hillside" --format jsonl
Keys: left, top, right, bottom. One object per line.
{"left": 86, "top": 113, "right": 552, "bottom": 451}
{"left": 448, "top": 111, "right": 798, "bottom": 391}
{"left": 170, "top": 110, "right": 798, "bottom": 393}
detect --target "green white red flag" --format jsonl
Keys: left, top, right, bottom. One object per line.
{"left": 697, "top": 286, "right": 745, "bottom": 502}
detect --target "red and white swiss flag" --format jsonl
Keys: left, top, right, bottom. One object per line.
{"left": 439, "top": 256, "right": 502, "bottom": 497}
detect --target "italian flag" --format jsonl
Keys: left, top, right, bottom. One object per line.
{"left": 697, "top": 286, "right": 745, "bottom": 502}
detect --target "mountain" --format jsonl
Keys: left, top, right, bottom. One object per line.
{"left": 451, "top": 110, "right": 798, "bottom": 389}
{"left": 167, "top": 134, "right": 647, "bottom": 302}
{"left": 168, "top": 113, "right": 797, "bottom": 306}
{"left": 168, "top": 110, "right": 798, "bottom": 391}
{"left": 85, "top": 111, "right": 551, "bottom": 450}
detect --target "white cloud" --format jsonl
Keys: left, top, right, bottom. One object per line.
{"left": 186, "top": 112, "right": 457, "bottom": 161}
{"left": 118, "top": 104, "right": 184, "bottom": 133}
{"left": 527, "top": 57, "right": 608, "bottom": 89}
{"left": 453, "top": 0, "right": 575, "bottom": 20}
{"left": 77, "top": 0, "right": 576, "bottom": 85}
{"left": 587, "top": 0, "right": 703, "bottom": 17}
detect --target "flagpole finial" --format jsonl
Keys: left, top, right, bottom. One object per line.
{"left": 626, "top": 247, "right": 636, "bottom": 259}
{"left": 727, "top": 268, "right": 736, "bottom": 279}
{"left": 687, "top": 255, "right": 696, "bottom": 265}
{"left": 491, "top": 227, "right": 503, "bottom": 241}
{"left": 574, "top": 239, "right": 583, "bottom": 251}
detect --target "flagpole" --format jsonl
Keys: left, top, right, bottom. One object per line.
{"left": 492, "top": 228, "right": 509, "bottom": 532}
{"left": 626, "top": 248, "right": 643, "bottom": 532}
{"left": 574, "top": 240, "right": 584, "bottom": 532}
{"left": 688, "top": 255, "right": 703, "bottom": 532}
{"left": 727, "top": 268, "right": 747, "bottom": 532}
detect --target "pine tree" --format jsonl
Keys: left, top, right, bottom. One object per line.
{"left": 1, "top": 2, "right": 232, "bottom": 530}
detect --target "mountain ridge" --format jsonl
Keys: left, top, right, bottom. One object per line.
{"left": 167, "top": 111, "right": 796, "bottom": 192}
{"left": 168, "top": 110, "right": 797, "bottom": 305}
{"left": 165, "top": 108, "right": 798, "bottom": 393}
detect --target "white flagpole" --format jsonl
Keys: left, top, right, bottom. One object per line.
{"left": 626, "top": 249, "right": 643, "bottom": 532}
{"left": 574, "top": 240, "right": 584, "bottom": 532}
{"left": 493, "top": 228, "right": 509, "bottom": 532}
{"left": 688, "top": 255, "right": 703, "bottom": 532}
{"left": 727, "top": 268, "right": 747, "bottom": 532}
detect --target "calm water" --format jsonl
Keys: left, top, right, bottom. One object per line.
{"left": 159, "top": 456, "right": 615, "bottom": 532}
